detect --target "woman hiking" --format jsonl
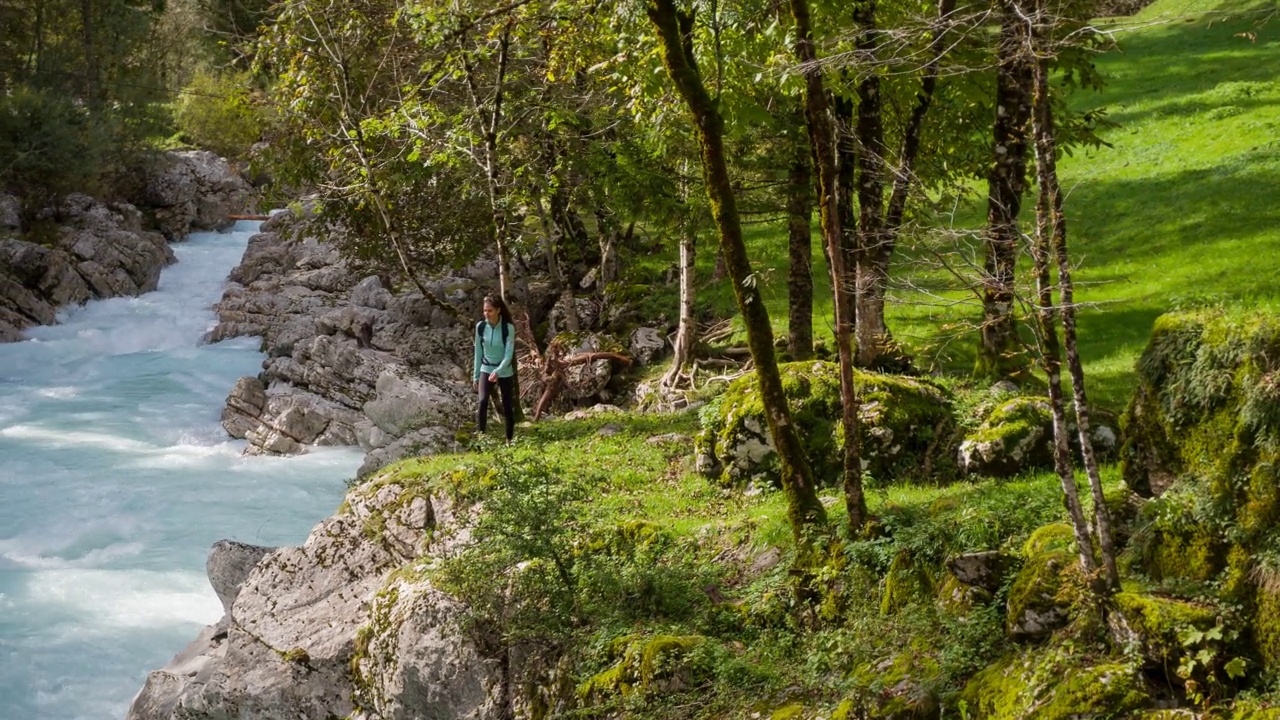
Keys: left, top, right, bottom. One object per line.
{"left": 473, "top": 293, "right": 516, "bottom": 442}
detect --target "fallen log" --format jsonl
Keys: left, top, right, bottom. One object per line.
{"left": 227, "top": 214, "right": 271, "bottom": 221}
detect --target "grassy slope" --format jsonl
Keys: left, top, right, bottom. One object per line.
{"left": 1059, "top": 0, "right": 1280, "bottom": 408}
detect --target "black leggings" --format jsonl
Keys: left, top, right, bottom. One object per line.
{"left": 478, "top": 374, "right": 515, "bottom": 440}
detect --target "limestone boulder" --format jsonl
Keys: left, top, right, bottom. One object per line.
{"left": 0, "top": 195, "right": 176, "bottom": 342}
{"left": 629, "top": 326, "right": 668, "bottom": 366}
{"left": 127, "top": 472, "right": 476, "bottom": 720}
{"left": 138, "top": 150, "right": 256, "bottom": 239}
{"left": 695, "top": 361, "right": 957, "bottom": 488}
{"left": 207, "top": 540, "right": 276, "bottom": 617}
{"left": 350, "top": 580, "right": 501, "bottom": 720}
{"left": 957, "top": 395, "right": 1121, "bottom": 479}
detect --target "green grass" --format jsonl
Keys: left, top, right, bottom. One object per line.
{"left": 377, "top": 409, "right": 1082, "bottom": 718}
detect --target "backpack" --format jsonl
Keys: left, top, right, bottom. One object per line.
{"left": 477, "top": 319, "right": 509, "bottom": 347}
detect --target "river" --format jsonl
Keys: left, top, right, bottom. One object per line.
{"left": 0, "top": 221, "right": 363, "bottom": 720}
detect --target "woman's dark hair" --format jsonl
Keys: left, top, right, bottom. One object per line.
{"left": 483, "top": 293, "right": 514, "bottom": 327}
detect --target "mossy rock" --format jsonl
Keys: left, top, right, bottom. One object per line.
{"left": 957, "top": 647, "right": 1150, "bottom": 718}
{"left": 849, "top": 648, "right": 942, "bottom": 720}
{"left": 1226, "top": 698, "right": 1280, "bottom": 719}
{"left": 695, "top": 361, "right": 956, "bottom": 488}
{"left": 1121, "top": 310, "right": 1280, "bottom": 499}
{"left": 1127, "top": 488, "right": 1225, "bottom": 586}
{"left": 1112, "top": 592, "right": 1218, "bottom": 671}
{"left": 936, "top": 573, "right": 993, "bottom": 618}
{"left": 578, "top": 634, "right": 706, "bottom": 699}
{"left": 1006, "top": 524, "right": 1085, "bottom": 639}
{"left": 1254, "top": 578, "right": 1280, "bottom": 676}
{"left": 881, "top": 550, "right": 936, "bottom": 615}
{"left": 957, "top": 396, "right": 1121, "bottom": 479}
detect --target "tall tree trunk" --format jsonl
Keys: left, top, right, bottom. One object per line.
{"left": 790, "top": 0, "right": 866, "bottom": 533}
{"left": 1029, "top": 37, "right": 1118, "bottom": 590}
{"left": 977, "top": 2, "right": 1033, "bottom": 381}
{"left": 80, "top": 0, "right": 102, "bottom": 107}
{"left": 648, "top": 0, "right": 827, "bottom": 539}
{"left": 833, "top": 94, "right": 859, "bottom": 334}
{"left": 786, "top": 128, "right": 814, "bottom": 361}
{"left": 851, "top": 0, "right": 893, "bottom": 368}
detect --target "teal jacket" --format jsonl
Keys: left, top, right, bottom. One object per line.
{"left": 473, "top": 320, "right": 515, "bottom": 382}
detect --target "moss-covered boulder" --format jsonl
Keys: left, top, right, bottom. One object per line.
{"left": 881, "top": 550, "right": 937, "bottom": 615}
{"left": 1121, "top": 310, "right": 1280, "bottom": 501}
{"left": 1006, "top": 524, "right": 1083, "bottom": 638}
{"left": 1120, "top": 310, "right": 1280, "bottom": 675}
{"left": 848, "top": 649, "right": 942, "bottom": 719}
{"left": 578, "top": 634, "right": 707, "bottom": 699}
{"left": 695, "top": 361, "right": 956, "bottom": 488}
{"left": 1110, "top": 592, "right": 1218, "bottom": 680}
{"left": 957, "top": 396, "right": 1120, "bottom": 479}
{"left": 1225, "top": 699, "right": 1280, "bottom": 718}
{"left": 958, "top": 647, "right": 1151, "bottom": 718}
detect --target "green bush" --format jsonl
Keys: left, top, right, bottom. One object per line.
{"left": 173, "top": 71, "right": 265, "bottom": 160}
{"left": 0, "top": 87, "right": 102, "bottom": 208}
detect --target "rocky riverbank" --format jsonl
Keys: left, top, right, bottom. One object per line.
{"left": 203, "top": 207, "right": 669, "bottom": 476}
{"left": 0, "top": 151, "right": 255, "bottom": 342}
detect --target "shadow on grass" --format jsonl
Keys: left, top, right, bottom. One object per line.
{"left": 1091, "top": 11, "right": 1280, "bottom": 127}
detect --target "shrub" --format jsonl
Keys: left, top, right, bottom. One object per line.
{"left": 173, "top": 71, "right": 266, "bottom": 160}
{"left": 0, "top": 87, "right": 102, "bottom": 209}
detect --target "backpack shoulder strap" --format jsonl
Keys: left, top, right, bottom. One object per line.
{"left": 476, "top": 320, "right": 485, "bottom": 339}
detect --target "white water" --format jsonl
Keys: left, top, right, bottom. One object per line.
{"left": 0, "top": 222, "right": 364, "bottom": 720}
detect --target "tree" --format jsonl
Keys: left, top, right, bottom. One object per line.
{"left": 0, "top": 0, "right": 170, "bottom": 207}
{"left": 789, "top": 0, "right": 865, "bottom": 532}
{"left": 646, "top": 0, "right": 827, "bottom": 541}
{"left": 976, "top": 0, "right": 1035, "bottom": 381}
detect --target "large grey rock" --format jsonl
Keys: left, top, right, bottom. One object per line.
{"left": 351, "top": 581, "right": 501, "bottom": 720}
{"left": 629, "top": 326, "right": 668, "bottom": 366}
{"left": 140, "top": 151, "right": 256, "bottom": 239}
{"left": 364, "top": 371, "right": 469, "bottom": 437}
{"left": 357, "top": 426, "right": 461, "bottom": 477}
{"left": 207, "top": 540, "right": 276, "bottom": 617}
{"left": 0, "top": 195, "right": 176, "bottom": 342}
{"left": 124, "top": 473, "right": 481, "bottom": 720}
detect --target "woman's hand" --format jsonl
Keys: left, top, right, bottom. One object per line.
{"left": 488, "top": 372, "right": 498, "bottom": 382}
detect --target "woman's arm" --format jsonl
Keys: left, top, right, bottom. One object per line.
{"left": 473, "top": 324, "right": 483, "bottom": 382}
{"left": 492, "top": 321, "right": 515, "bottom": 376}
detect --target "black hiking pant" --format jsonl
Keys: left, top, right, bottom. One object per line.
{"left": 478, "top": 374, "right": 515, "bottom": 441}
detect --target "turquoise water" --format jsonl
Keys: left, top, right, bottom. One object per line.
{"left": 0, "top": 222, "right": 363, "bottom": 719}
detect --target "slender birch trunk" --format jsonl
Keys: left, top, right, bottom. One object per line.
{"left": 1028, "top": 17, "right": 1118, "bottom": 590}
